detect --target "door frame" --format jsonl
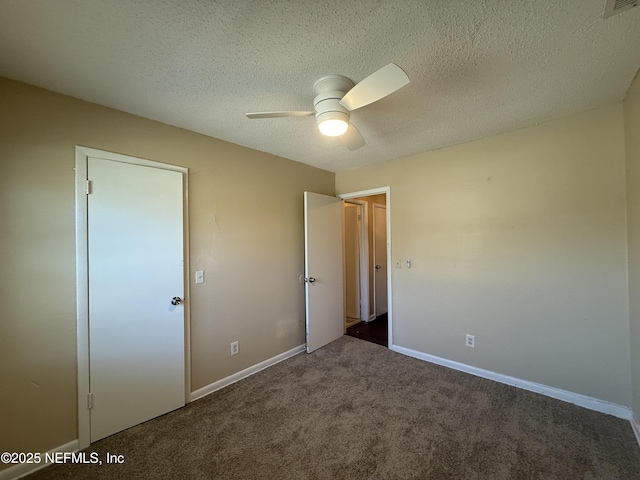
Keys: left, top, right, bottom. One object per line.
{"left": 344, "top": 199, "right": 370, "bottom": 324}
{"left": 74, "top": 146, "right": 191, "bottom": 449}
{"left": 339, "top": 187, "right": 393, "bottom": 347}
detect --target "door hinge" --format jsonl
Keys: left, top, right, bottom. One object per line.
{"left": 87, "top": 392, "right": 93, "bottom": 410}
{"left": 85, "top": 180, "right": 92, "bottom": 195}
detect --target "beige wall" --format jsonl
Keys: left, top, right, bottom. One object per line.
{"left": 0, "top": 77, "right": 334, "bottom": 459}
{"left": 337, "top": 104, "right": 632, "bottom": 405}
{"left": 625, "top": 70, "right": 640, "bottom": 419}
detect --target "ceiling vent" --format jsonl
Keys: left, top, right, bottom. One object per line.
{"left": 604, "top": 0, "right": 638, "bottom": 18}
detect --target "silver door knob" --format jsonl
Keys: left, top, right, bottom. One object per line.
{"left": 171, "top": 296, "right": 182, "bottom": 305}
{"left": 306, "top": 277, "right": 316, "bottom": 283}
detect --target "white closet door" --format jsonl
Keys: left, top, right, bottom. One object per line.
{"left": 88, "top": 156, "right": 185, "bottom": 441}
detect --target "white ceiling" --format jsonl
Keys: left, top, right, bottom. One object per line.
{"left": 1, "top": 1, "right": 639, "bottom": 172}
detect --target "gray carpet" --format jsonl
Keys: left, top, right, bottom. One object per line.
{"left": 28, "top": 336, "right": 640, "bottom": 479}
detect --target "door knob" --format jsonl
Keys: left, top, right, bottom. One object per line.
{"left": 171, "top": 296, "right": 182, "bottom": 305}
{"left": 306, "top": 277, "right": 316, "bottom": 284}
{"left": 375, "top": 265, "right": 382, "bottom": 270}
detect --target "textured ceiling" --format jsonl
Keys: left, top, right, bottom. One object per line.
{"left": 1, "top": 1, "right": 639, "bottom": 172}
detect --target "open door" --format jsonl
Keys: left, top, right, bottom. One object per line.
{"left": 304, "top": 192, "right": 345, "bottom": 353}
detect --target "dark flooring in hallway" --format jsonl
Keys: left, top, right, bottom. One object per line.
{"left": 346, "top": 313, "right": 388, "bottom": 347}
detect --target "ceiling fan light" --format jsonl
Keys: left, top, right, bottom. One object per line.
{"left": 318, "top": 118, "right": 349, "bottom": 137}
{"left": 316, "top": 111, "right": 349, "bottom": 137}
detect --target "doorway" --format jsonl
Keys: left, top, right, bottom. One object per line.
{"left": 341, "top": 189, "right": 390, "bottom": 348}
{"left": 75, "top": 146, "right": 190, "bottom": 448}
{"left": 344, "top": 199, "right": 369, "bottom": 327}
{"left": 373, "top": 203, "right": 388, "bottom": 318}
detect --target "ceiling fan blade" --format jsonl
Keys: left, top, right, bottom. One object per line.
{"left": 246, "top": 111, "right": 314, "bottom": 119}
{"left": 339, "top": 123, "right": 366, "bottom": 151}
{"left": 339, "top": 63, "right": 409, "bottom": 112}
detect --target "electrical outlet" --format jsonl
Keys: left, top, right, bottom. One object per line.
{"left": 465, "top": 334, "right": 475, "bottom": 348}
{"left": 230, "top": 341, "right": 239, "bottom": 356}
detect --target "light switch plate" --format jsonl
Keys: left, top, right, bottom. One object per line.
{"left": 195, "top": 270, "right": 204, "bottom": 284}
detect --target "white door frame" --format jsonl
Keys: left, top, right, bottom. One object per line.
{"left": 344, "top": 199, "right": 370, "bottom": 324}
{"left": 74, "top": 146, "right": 191, "bottom": 449}
{"left": 339, "top": 187, "right": 392, "bottom": 347}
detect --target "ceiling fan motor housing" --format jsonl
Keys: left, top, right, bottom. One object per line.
{"left": 313, "top": 74, "right": 354, "bottom": 95}
{"left": 314, "top": 92, "right": 349, "bottom": 124}
{"left": 313, "top": 74, "right": 354, "bottom": 130}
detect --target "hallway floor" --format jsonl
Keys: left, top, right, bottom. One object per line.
{"left": 345, "top": 313, "right": 388, "bottom": 347}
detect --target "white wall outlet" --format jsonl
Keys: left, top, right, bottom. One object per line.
{"left": 465, "top": 334, "right": 475, "bottom": 348}
{"left": 406, "top": 259, "right": 412, "bottom": 268}
{"left": 230, "top": 341, "right": 239, "bottom": 356}
{"left": 195, "top": 270, "right": 204, "bottom": 284}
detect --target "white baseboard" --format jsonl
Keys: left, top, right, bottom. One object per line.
{"left": 390, "top": 344, "right": 632, "bottom": 420}
{"left": 630, "top": 411, "right": 640, "bottom": 447}
{"left": 0, "top": 439, "right": 79, "bottom": 480}
{"left": 189, "top": 344, "right": 306, "bottom": 402}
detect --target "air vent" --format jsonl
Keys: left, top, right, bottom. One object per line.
{"left": 604, "top": 0, "right": 638, "bottom": 18}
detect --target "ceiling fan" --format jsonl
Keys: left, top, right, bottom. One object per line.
{"left": 246, "top": 63, "right": 410, "bottom": 151}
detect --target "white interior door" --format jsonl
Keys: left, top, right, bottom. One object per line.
{"left": 373, "top": 204, "right": 388, "bottom": 316}
{"left": 88, "top": 157, "right": 185, "bottom": 442}
{"left": 304, "top": 192, "right": 344, "bottom": 353}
